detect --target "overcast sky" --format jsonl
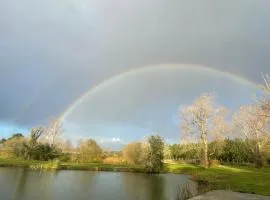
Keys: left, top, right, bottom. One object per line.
{"left": 1, "top": 0, "right": 270, "bottom": 149}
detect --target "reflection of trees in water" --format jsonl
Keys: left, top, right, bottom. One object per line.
{"left": 15, "top": 169, "right": 28, "bottom": 200}
{"left": 147, "top": 174, "right": 166, "bottom": 200}
{"left": 122, "top": 173, "right": 166, "bottom": 200}
{"left": 122, "top": 173, "right": 198, "bottom": 200}
{"left": 174, "top": 180, "right": 198, "bottom": 200}
{"left": 75, "top": 171, "right": 98, "bottom": 192}
{"left": 15, "top": 169, "right": 58, "bottom": 200}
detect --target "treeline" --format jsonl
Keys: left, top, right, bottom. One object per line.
{"left": 168, "top": 138, "right": 268, "bottom": 165}
{"left": 0, "top": 130, "right": 165, "bottom": 173}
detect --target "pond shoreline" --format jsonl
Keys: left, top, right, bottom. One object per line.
{"left": 1, "top": 158, "right": 270, "bottom": 197}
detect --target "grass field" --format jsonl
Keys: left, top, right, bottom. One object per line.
{"left": 165, "top": 162, "right": 270, "bottom": 196}
{"left": 1, "top": 157, "right": 269, "bottom": 196}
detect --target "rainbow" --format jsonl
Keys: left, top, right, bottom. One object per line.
{"left": 59, "top": 64, "right": 260, "bottom": 121}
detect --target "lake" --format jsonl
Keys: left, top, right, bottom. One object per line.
{"left": 0, "top": 168, "right": 197, "bottom": 200}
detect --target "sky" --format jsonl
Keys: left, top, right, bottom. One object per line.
{"left": 1, "top": 0, "right": 270, "bottom": 149}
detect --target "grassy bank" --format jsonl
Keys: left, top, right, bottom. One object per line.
{"left": 0, "top": 157, "right": 144, "bottom": 172}
{"left": 1, "top": 157, "right": 269, "bottom": 196}
{"left": 164, "top": 162, "right": 270, "bottom": 196}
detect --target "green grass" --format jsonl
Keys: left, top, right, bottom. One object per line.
{"left": 164, "top": 162, "right": 270, "bottom": 196}
{"left": 0, "top": 157, "right": 144, "bottom": 172}
{"left": 1, "top": 157, "right": 269, "bottom": 196}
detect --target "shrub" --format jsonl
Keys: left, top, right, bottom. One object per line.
{"left": 123, "top": 142, "right": 142, "bottom": 164}
{"left": 103, "top": 156, "right": 127, "bottom": 165}
{"left": 209, "top": 159, "right": 220, "bottom": 167}
{"left": 58, "top": 153, "right": 71, "bottom": 162}
{"left": 30, "top": 160, "right": 60, "bottom": 170}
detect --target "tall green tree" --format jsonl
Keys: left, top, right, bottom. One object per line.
{"left": 143, "top": 135, "right": 164, "bottom": 173}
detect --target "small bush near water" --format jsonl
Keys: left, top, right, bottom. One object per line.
{"left": 29, "top": 160, "right": 60, "bottom": 170}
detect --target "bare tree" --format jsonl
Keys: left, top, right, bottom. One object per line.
{"left": 181, "top": 94, "right": 228, "bottom": 167}
{"left": 259, "top": 74, "right": 270, "bottom": 118}
{"left": 29, "top": 127, "right": 45, "bottom": 147}
{"left": 44, "top": 119, "right": 63, "bottom": 147}
{"left": 233, "top": 105, "right": 270, "bottom": 167}
{"left": 212, "top": 107, "right": 230, "bottom": 140}
{"left": 210, "top": 107, "right": 230, "bottom": 159}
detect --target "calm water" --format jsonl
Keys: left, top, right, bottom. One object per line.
{"left": 0, "top": 168, "right": 197, "bottom": 200}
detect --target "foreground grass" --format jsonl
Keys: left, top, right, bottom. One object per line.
{"left": 1, "top": 157, "right": 269, "bottom": 196}
{"left": 164, "top": 162, "right": 270, "bottom": 196}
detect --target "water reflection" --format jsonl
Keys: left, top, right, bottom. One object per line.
{"left": 122, "top": 173, "right": 196, "bottom": 200}
{"left": 122, "top": 173, "right": 165, "bottom": 200}
{"left": 14, "top": 169, "right": 59, "bottom": 200}
{"left": 0, "top": 168, "right": 197, "bottom": 200}
{"left": 15, "top": 169, "right": 29, "bottom": 199}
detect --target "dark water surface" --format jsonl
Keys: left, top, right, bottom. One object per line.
{"left": 0, "top": 168, "right": 197, "bottom": 200}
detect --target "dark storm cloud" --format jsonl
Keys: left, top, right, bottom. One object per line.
{"left": 0, "top": 0, "right": 270, "bottom": 127}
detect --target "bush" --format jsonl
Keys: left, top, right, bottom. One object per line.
{"left": 18, "top": 142, "right": 61, "bottom": 161}
{"left": 77, "top": 139, "right": 102, "bottom": 163}
{"left": 58, "top": 153, "right": 71, "bottom": 162}
{"left": 123, "top": 142, "right": 142, "bottom": 164}
{"left": 103, "top": 156, "right": 127, "bottom": 165}
{"left": 30, "top": 160, "right": 60, "bottom": 170}
{"left": 209, "top": 159, "right": 220, "bottom": 167}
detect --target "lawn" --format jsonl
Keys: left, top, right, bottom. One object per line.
{"left": 165, "top": 162, "right": 270, "bottom": 196}
{"left": 1, "top": 157, "right": 269, "bottom": 196}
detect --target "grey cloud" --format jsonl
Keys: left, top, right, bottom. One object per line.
{"left": 0, "top": 0, "right": 270, "bottom": 127}
{"left": 64, "top": 67, "right": 261, "bottom": 142}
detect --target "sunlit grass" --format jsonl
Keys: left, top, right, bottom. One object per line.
{"left": 165, "top": 162, "right": 270, "bottom": 196}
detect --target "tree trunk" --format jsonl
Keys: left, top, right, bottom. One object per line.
{"left": 254, "top": 142, "right": 263, "bottom": 168}
{"left": 200, "top": 133, "right": 209, "bottom": 168}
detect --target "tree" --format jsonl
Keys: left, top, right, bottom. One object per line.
{"left": 210, "top": 107, "right": 230, "bottom": 159}
{"left": 43, "top": 119, "right": 63, "bottom": 147}
{"left": 163, "top": 144, "right": 171, "bottom": 160}
{"left": 9, "top": 133, "right": 24, "bottom": 139}
{"left": 0, "top": 138, "right": 6, "bottom": 144}
{"left": 17, "top": 127, "right": 60, "bottom": 161}
{"left": 62, "top": 139, "right": 72, "bottom": 152}
{"left": 29, "top": 127, "right": 45, "bottom": 148}
{"left": 181, "top": 94, "right": 228, "bottom": 167}
{"left": 3, "top": 135, "right": 25, "bottom": 156}
{"left": 78, "top": 139, "right": 102, "bottom": 162}
{"left": 233, "top": 105, "right": 270, "bottom": 167}
{"left": 260, "top": 74, "right": 270, "bottom": 118}
{"left": 122, "top": 142, "right": 142, "bottom": 164}
{"left": 219, "top": 138, "right": 253, "bottom": 164}
{"left": 143, "top": 135, "right": 164, "bottom": 173}
{"left": 169, "top": 143, "right": 200, "bottom": 161}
